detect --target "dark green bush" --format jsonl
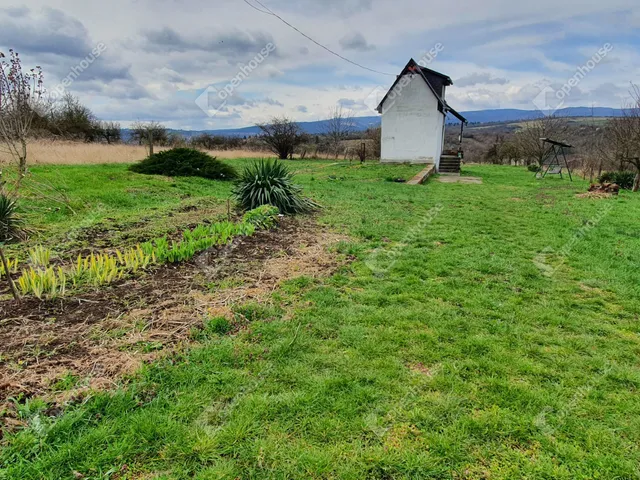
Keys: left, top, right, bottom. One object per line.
{"left": 598, "top": 171, "right": 636, "bottom": 190}
{"left": 527, "top": 164, "right": 541, "bottom": 173}
{"left": 233, "top": 159, "right": 319, "bottom": 214}
{"left": 599, "top": 172, "right": 615, "bottom": 183}
{"left": 129, "top": 148, "right": 237, "bottom": 180}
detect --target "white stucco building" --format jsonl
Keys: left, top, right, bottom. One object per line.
{"left": 377, "top": 59, "right": 466, "bottom": 172}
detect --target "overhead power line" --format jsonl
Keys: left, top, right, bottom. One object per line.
{"left": 243, "top": 0, "right": 272, "bottom": 15}
{"left": 242, "top": 0, "right": 396, "bottom": 77}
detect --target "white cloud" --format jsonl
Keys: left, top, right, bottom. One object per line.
{"left": 455, "top": 72, "right": 510, "bottom": 87}
{"left": 0, "top": 0, "right": 637, "bottom": 129}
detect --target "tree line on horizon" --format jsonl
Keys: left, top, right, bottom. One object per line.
{"left": 3, "top": 48, "right": 640, "bottom": 191}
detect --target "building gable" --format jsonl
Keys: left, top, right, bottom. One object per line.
{"left": 387, "top": 73, "right": 438, "bottom": 112}
{"left": 376, "top": 58, "right": 467, "bottom": 124}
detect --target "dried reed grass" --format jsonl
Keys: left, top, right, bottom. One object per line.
{"left": 0, "top": 139, "right": 274, "bottom": 165}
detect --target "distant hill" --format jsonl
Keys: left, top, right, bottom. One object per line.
{"left": 157, "top": 116, "right": 381, "bottom": 139}
{"left": 124, "top": 107, "right": 623, "bottom": 139}
{"left": 458, "top": 107, "right": 623, "bottom": 125}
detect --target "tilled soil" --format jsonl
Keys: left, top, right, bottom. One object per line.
{"left": 0, "top": 218, "right": 350, "bottom": 431}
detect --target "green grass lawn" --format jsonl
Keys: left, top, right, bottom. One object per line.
{"left": 9, "top": 163, "right": 240, "bottom": 255}
{"left": 3, "top": 161, "right": 640, "bottom": 479}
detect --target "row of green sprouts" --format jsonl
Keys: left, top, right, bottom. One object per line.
{"left": 2, "top": 205, "right": 280, "bottom": 300}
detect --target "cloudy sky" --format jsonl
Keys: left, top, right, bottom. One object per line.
{"left": 1, "top": 0, "right": 638, "bottom": 130}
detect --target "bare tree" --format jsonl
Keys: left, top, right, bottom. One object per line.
{"left": 483, "top": 134, "right": 523, "bottom": 165}
{"left": 191, "top": 133, "right": 218, "bottom": 150}
{"left": 96, "top": 121, "right": 122, "bottom": 144}
{"left": 515, "top": 115, "right": 570, "bottom": 166}
{"left": 484, "top": 134, "right": 506, "bottom": 164}
{"left": 191, "top": 134, "right": 242, "bottom": 151}
{"left": 257, "top": 116, "right": 304, "bottom": 160}
{"left": 166, "top": 132, "right": 187, "bottom": 148}
{"left": 48, "top": 93, "right": 97, "bottom": 141}
{"left": 366, "top": 126, "right": 381, "bottom": 160}
{"left": 348, "top": 142, "right": 367, "bottom": 164}
{"left": 582, "top": 125, "right": 611, "bottom": 181}
{"left": 0, "top": 49, "right": 45, "bottom": 190}
{"left": 131, "top": 121, "right": 167, "bottom": 156}
{"left": 324, "top": 106, "right": 355, "bottom": 158}
{"left": 604, "top": 84, "right": 640, "bottom": 191}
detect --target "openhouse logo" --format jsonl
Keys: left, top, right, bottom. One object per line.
{"left": 533, "top": 43, "right": 614, "bottom": 115}
{"left": 196, "top": 42, "right": 276, "bottom": 117}
{"left": 49, "top": 43, "right": 108, "bottom": 100}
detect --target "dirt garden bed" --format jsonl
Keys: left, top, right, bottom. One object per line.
{"left": 0, "top": 218, "right": 350, "bottom": 430}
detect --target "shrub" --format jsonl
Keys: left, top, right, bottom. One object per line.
{"left": 257, "top": 116, "right": 305, "bottom": 159}
{"left": 233, "top": 160, "right": 319, "bottom": 214}
{"left": 598, "top": 171, "right": 636, "bottom": 190}
{"left": 527, "top": 164, "right": 541, "bottom": 173}
{"left": 129, "top": 148, "right": 237, "bottom": 180}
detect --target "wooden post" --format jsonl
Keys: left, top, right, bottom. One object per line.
{"left": 0, "top": 248, "right": 20, "bottom": 301}
{"left": 148, "top": 129, "right": 154, "bottom": 156}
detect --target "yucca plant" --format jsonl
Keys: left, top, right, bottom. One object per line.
{"left": 0, "top": 194, "right": 30, "bottom": 300}
{"left": 233, "top": 160, "right": 319, "bottom": 214}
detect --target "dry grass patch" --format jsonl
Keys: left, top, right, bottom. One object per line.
{"left": 0, "top": 140, "right": 273, "bottom": 166}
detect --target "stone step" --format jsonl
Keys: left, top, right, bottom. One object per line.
{"left": 407, "top": 165, "right": 436, "bottom": 185}
{"left": 439, "top": 155, "right": 461, "bottom": 174}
